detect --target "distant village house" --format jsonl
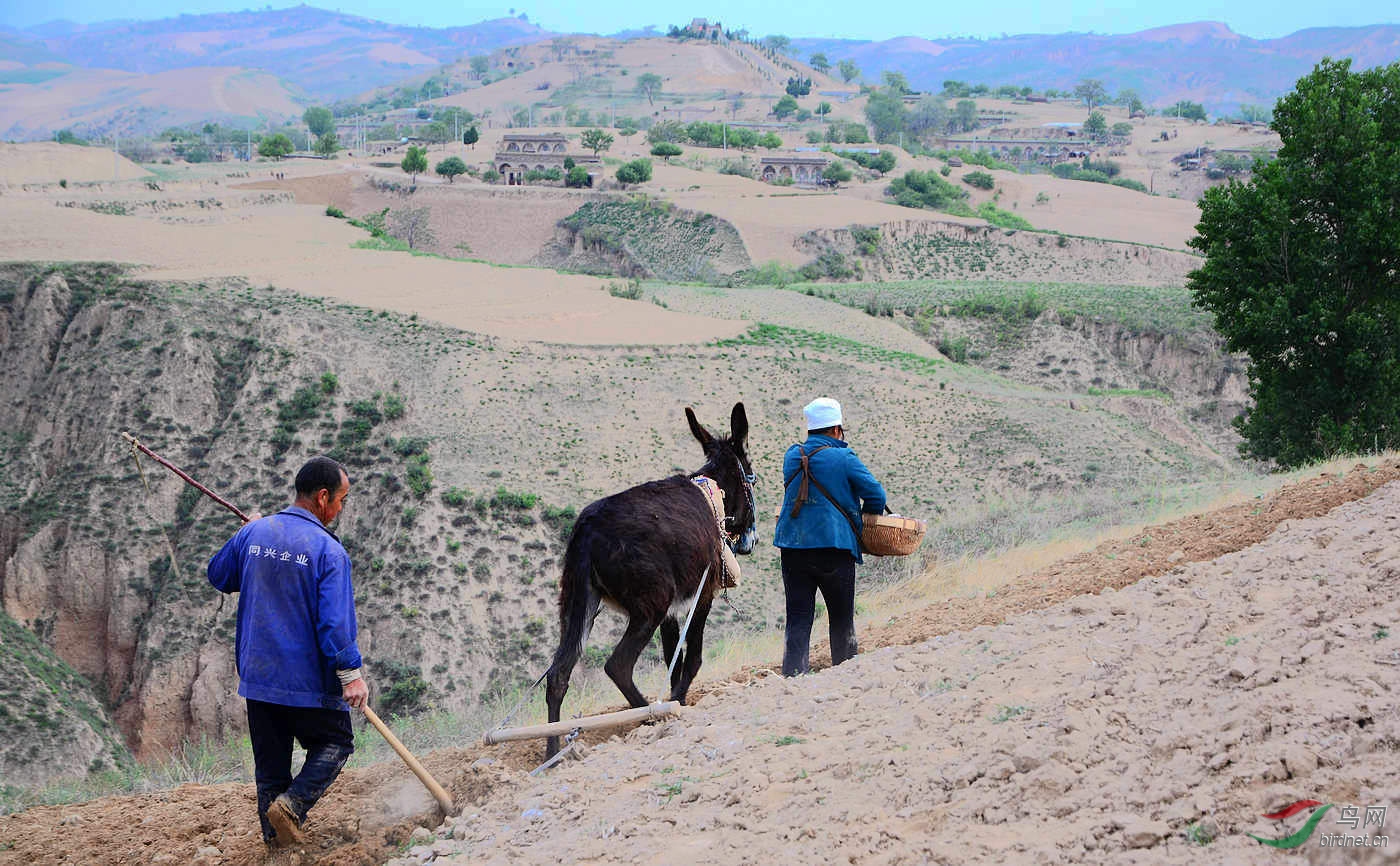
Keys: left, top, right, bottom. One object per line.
{"left": 759, "top": 154, "right": 830, "bottom": 186}
{"left": 493, "top": 133, "right": 600, "bottom": 185}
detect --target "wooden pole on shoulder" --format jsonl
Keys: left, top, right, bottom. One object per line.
{"left": 482, "top": 701, "right": 680, "bottom": 745}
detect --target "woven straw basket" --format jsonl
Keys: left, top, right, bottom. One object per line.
{"left": 861, "top": 513, "right": 927, "bottom": 556}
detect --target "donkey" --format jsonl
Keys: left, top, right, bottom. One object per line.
{"left": 544, "top": 402, "right": 757, "bottom": 758}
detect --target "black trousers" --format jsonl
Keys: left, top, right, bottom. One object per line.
{"left": 246, "top": 699, "right": 354, "bottom": 842}
{"left": 780, "top": 547, "right": 858, "bottom": 677}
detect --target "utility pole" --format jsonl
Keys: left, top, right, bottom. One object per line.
{"left": 113, "top": 132, "right": 119, "bottom": 182}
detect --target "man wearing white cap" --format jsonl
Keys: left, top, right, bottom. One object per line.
{"left": 774, "top": 397, "right": 886, "bottom": 676}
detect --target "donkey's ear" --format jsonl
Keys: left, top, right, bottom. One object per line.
{"left": 686, "top": 407, "right": 713, "bottom": 446}
{"left": 730, "top": 402, "right": 749, "bottom": 446}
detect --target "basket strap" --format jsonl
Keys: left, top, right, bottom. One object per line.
{"left": 784, "top": 444, "right": 829, "bottom": 519}
{"left": 784, "top": 445, "right": 865, "bottom": 553}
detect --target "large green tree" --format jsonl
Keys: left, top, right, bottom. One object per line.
{"left": 635, "top": 73, "right": 663, "bottom": 105}
{"left": 1073, "top": 79, "right": 1107, "bottom": 110}
{"left": 580, "top": 128, "right": 614, "bottom": 155}
{"left": 863, "top": 90, "right": 907, "bottom": 143}
{"left": 1187, "top": 58, "right": 1400, "bottom": 466}
{"left": 401, "top": 145, "right": 428, "bottom": 183}
{"left": 303, "top": 106, "right": 335, "bottom": 138}
{"left": 435, "top": 156, "right": 467, "bottom": 182}
{"left": 258, "top": 133, "right": 293, "bottom": 160}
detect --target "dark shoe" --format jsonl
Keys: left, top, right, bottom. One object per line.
{"left": 267, "top": 794, "right": 305, "bottom": 847}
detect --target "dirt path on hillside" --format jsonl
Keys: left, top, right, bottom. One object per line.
{"left": 4, "top": 460, "right": 1398, "bottom": 864}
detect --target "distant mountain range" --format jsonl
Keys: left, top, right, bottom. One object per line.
{"left": 1, "top": 6, "right": 1397, "bottom": 139}
{"left": 793, "top": 22, "right": 1400, "bottom": 111}
{"left": 3, "top": 5, "right": 550, "bottom": 100}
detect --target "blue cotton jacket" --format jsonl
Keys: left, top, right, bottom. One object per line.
{"left": 774, "top": 435, "right": 887, "bottom": 563}
{"left": 207, "top": 506, "right": 362, "bottom": 711}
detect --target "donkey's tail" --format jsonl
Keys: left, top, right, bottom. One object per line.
{"left": 547, "top": 533, "right": 602, "bottom": 679}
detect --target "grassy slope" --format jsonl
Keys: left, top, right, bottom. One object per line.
{"left": 0, "top": 261, "right": 1259, "bottom": 802}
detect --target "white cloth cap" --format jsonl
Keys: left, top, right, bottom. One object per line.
{"left": 803, "top": 397, "right": 843, "bottom": 430}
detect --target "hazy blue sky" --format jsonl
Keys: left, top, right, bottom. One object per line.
{"left": 2, "top": 1, "right": 1392, "bottom": 41}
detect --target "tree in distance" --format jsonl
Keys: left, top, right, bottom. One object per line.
{"left": 314, "top": 132, "right": 339, "bottom": 158}
{"left": 635, "top": 72, "right": 663, "bottom": 106}
{"left": 435, "top": 156, "right": 468, "bottom": 182}
{"left": 1188, "top": 58, "right": 1400, "bottom": 466}
{"left": 258, "top": 133, "right": 294, "bottom": 160}
{"left": 758, "top": 132, "right": 783, "bottom": 150}
{"left": 565, "top": 165, "right": 590, "bottom": 187}
{"left": 1117, "top": 88, "right": 1145, "bottom": 116}
{"left": 816, "top": 101, "right": 833, "bottom": 119}
{"left": 765, "top": 35, "right": 790, "bottom": 55}
{"left": 303, "top": 106, "right": 335, "bottom": 138}
{"left": 1074, "top": 79, "right": 1107, "bottom": 110}
{"left": 809, "top": 53, "right": 829, "bottom": 74}
{"left": 422, "top": 121, "right": 450, "bottom": 147}
{"left": 615, "top": 158, "right": 652, "bottom": 187}
{"left": 389, "top": 206, "right": 435, "bottom": 250}
{"left": 581, "top": 128, "right": 614, "bottom": 155}
{"left": 469, "top": 55, "right": 489, "bottom": 79}
{"left": 646, "top": 119, "right": 685, "bottom": 144}
{"left": 953, "top": 99, "right": 978, "bottom": 133}
{"left": 463, "top": 126, "right": 479, "bottom": 148}
{"left": 837, "top": 59, "right": 860, "bottom": 84}
{"left": 650, "top": 141, "right": 683, "bottom": 159}
{"left": 1170, "top": 100, "right": 1208, "bottom": 121}
{"left": 773, "top": 94, "right": 799, "bottom": 119}
{"left": 863, "top": 90, "right": 907, "bottom": 142}
{"left": 882, "top": 71, "right": 911, "bottom": 95}
{"left": 785, "top": 76, "right": 812, "bottom": 97}
{"left": 401, "top": 145, "right": 428, "bottom": 183}
{"left": 1083, "top": 111, "right": 1108, "bottom": 137}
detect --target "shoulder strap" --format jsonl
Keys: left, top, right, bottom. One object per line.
{"left": 784, "top": 444, "right": 829, "bottom": 518}
{"left": 784, "top": 445, "right": 865, "bottom": 550}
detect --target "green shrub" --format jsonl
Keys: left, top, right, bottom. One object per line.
{"left": 888, "top": 170, "right": 970, "bottom": 211}
{"left": 405, "top": 454, "right": 433, "bottom": 497}
{"left": 382, "top": 393, "right": 405, "bottom": 420}
{"left": 607, "top": 279, "right": 643, "bottom": 300}
{"left": 963, "top": 170, "right": 995, "bottom": 190}
{"left": 325, "top": 205, "right": 346, "bottom": 218}
{"left": 441, "top": 487, "right": 470, "bottom": 508}
{"left": 615, "top": 158, "right": 653, "bottom": 186}
{"left": 491, "top": 487, "right": 538, "bottom": 509}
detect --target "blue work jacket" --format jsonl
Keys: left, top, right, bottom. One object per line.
{"left": 774, "top": 435, "right": 887, "bottom": 562}
{"left": 207, "top": 506, "right": 362, "bottom": 711}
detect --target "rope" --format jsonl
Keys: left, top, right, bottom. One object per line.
{"left": 129, "top": 441, "right": 186, "bottom": 587}
{"left": 660, "top": 565, "right": 709, "bottom": 703}
{"left": 489, "top": 668, "right": 550, "bottom": 734}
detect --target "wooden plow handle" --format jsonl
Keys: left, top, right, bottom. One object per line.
{"left": 363, "top": 704, "right": 455, "bottom": 815}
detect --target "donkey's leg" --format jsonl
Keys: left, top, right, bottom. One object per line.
{"left": 659, "top": 619, "right": 683, "bottom": 694}
{"left": 544, "top": 584, "right": 602, "bottom": 759}
{"left": 670, "top": 602, "right": 712, "bottom": 704}
{"left": 604, "top": 616, "right": 660, "bottom": 709}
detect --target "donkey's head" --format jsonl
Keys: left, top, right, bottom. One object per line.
{"left": 686, "top": 402, "right": 757, "bottom": 555}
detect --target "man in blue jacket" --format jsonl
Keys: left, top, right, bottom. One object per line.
{"left": 208, "top": 455, "right": 368, "bottom": 848}
{"left": 774, "top": 397, "right": 886, "bottom": 677}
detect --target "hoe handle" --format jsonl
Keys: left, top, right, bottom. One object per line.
{"left": 121, "top": 431, "right": 251, "bottom": 523}
{"left": 363, "top": 704, "right": 455, "bottom": 815}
